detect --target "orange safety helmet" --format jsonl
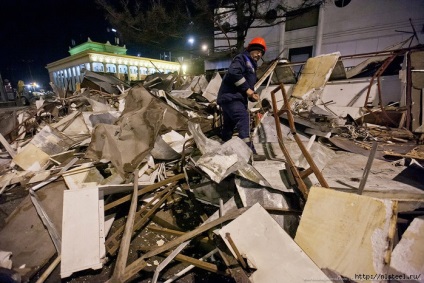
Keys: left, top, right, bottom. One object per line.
{"left": 247, "top": 37, "right": 267, "bottom": 54}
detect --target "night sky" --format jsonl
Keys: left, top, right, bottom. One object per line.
{"left": 0, "top": 0, "right": 153, "bottom": 90}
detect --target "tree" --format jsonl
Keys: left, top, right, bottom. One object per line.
{"left": 95, "top": 0, "right": 215, "bottom": 54}
{"left": 214, "top": 0, "right": 324, "bottom": 55}
{"left": 96, "top": 0, "right": 324, "bottom": 57}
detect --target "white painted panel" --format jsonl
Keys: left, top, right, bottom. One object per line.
{"left": 61, "top": 186, "right": 103, "bottom": 278}
{"left": 219, "top": 203, "right": 328, "bottom": 283}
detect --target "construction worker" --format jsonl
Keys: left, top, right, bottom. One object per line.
{"left": 217, "top": 37, "right": 266, "bottom": 159}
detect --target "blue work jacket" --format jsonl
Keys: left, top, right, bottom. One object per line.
{"left": 217, "top": 50, "right": 258, "bottom": 106}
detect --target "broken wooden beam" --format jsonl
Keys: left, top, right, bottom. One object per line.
{"left": 106, "top": 184, "right": 177, "bottom": 256}
{"left": 104, "top": 173, "right": 184, "bottom": 211}
{"left": 0, "top": 133, "right": 16, "bottom": 158}
{"left": 123, "top": 208, "right": 246, "bottom": 281}
{"left": 108, "top": 170, "right": 139, "bottom": 283}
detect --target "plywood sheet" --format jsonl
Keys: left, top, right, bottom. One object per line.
{"left": 219, "top": 203, "right": 328, "bottom": 283}
{"left": 291, "top": 52, "right": 340, "bottom": 100}
{"left": 295, "top": 187, "right": 396, "bottom": 282}
{"left": 12, "top": 143, "right": 50, "bottom": 171}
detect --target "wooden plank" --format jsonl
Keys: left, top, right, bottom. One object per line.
{"left": 214, "top": 236, "right": 252, "bottom": 283}
{"left": 0, "top": 132, "right": 16, "bottom": 158}
{"left": 124, "top": 209, "right": 245, "bottom": 281}
{"left": 162, "top": 251, "right": 229, "bottom": 275}
{"left": 295, "top": 187, "right": 397, "bottom": 281}
{"left": 104, "top": 173, "right": 184, "bottom": 210}
{"left": 106, "top": 186, "right": 175, "bottom": 256}
{"left": 108, "top": 170, "right": 139, "bottom": 283}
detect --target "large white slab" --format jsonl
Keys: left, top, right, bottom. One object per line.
{"left": 219, "top": 203, "right": 328, "bottom": 283}
{"left": 61, "top": 185, "right": 105, "bottom": 278}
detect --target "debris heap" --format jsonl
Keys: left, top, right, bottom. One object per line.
{"left": 0, "top": 48, "right": 423, "bottom": 283}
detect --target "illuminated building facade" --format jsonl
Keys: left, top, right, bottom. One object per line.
{"left": 46, "top": 38, "right": 180, "bottom": 91}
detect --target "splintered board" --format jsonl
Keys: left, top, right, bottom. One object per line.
{"left": 295, "top": 187, "right": 397, "bottom": 282}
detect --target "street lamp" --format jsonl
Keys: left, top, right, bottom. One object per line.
{"left": 201, "top": 44, "right": 209, "bottom": 56}
{"left": 188, "top": 37, "right": 195, "bottom": 59}
{"left": 188, "top": 37, "right": 195, "bottom": 46}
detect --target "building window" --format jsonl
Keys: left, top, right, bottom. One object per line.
{"left": 93, "top": 63, "right": 104, "bottom": 72}
{"left": 285, "top": 6, "right": 319, "bottom": 31}
{"left": 140, "top": 67, "right": 148, "bottom": 75}
{"left": 334, "top": 0, "right": 351, "bottom": 8}
{"left": 119, "top": 66, "right": 128, "bottom": 74}
{"left": 289, "top": 46, "right": 313, "bottom": 77}
{"left": 107, "top": 65, "right": 116, "bottom": 73}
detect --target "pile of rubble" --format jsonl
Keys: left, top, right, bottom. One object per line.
{"left": 0, "top": 47, "right": 423, "bottom": 283}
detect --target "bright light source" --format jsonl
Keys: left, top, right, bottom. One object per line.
{"left": 111, "top": 28, "right": 117, "bottom": 32}
{"left": 188, "top": 37, "right": 195, "bottom": 45}
{"left": 182, "top": 64, "right": 187, "bottom": 74}
{"left": 202, "top": 44, "right": 208, "bottom": 51}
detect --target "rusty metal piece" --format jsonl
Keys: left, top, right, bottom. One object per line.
{"left": 363, "top": 54, "right": 399, "bottom": 127}
{"left": 270, "top": 83, "right": 329, "bottom": 199}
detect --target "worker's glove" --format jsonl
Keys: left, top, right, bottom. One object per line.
{"left": 248, "top": 92, "right": 259, "bottom": 102}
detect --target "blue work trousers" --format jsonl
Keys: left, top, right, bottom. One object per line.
{"left": 221, "top": 100, "right": 256, "bottom": 153}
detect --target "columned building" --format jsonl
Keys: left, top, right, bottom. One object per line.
{"left": 46, "top": 38, "right": 180, "bottom": 91}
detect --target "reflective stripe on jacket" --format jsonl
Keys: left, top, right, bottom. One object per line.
{"left": 217, "top": 50, "right": 257, "bottom": 106}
